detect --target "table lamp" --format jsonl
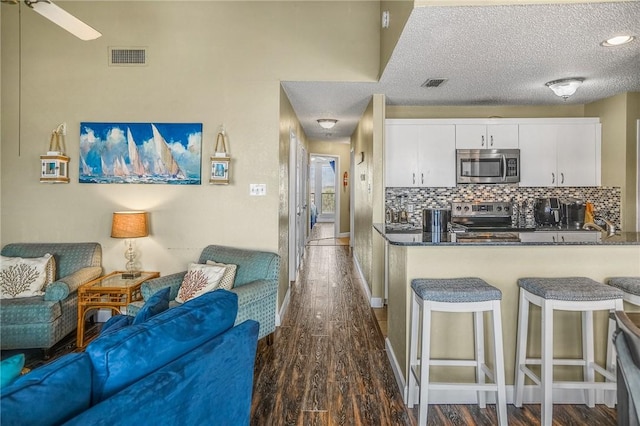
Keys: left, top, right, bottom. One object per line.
{"left": 111, "top": 211, "right": 149, "bottom": 279}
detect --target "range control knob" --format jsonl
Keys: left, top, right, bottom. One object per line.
{"left": 463, "top": 206, "right": 470, "bottom": 212}
{"left": 455, "top": 205, "right": 462, "bottom": 211}
{"left": 496, "top": 206, "right": 502, "bottom": 212}
{"left": 504, "top": 206, "right": 510, "bottom": 212}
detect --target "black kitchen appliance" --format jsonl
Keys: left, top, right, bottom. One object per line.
{"left": 534, "top": 197, "right": 562, "bottom": 226}
{"left": 561, "top": 198, "right": 586, "bottom": 229}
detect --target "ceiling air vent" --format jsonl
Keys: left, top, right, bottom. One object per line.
{"left": 421, "top": 78, "right": 447, "bottom": 88}
{"left": 109, "top": 48, "right": 147, "bottom": 66}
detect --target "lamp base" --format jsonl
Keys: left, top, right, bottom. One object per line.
{"left": 121, "top": 271, "right": 142, "bottom": 279}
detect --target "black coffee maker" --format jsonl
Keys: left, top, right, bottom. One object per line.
{"left": 534, "top": 197, "right": 562, "bottom": 226}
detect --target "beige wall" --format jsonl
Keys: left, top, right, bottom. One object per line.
{"left": 1, "top": 2, "right": 380, "bottom": 312}
{"left": 380, "top": 1, "right": 414, "bottom": 75}
{"left": 585, "top": 92, "right": 639, "bottom": 231}
{"left": 308, "top": 140, "right": 350, "bottom": 235}
{"left": 386, "top": 104, "right": 585, "bottom": 119}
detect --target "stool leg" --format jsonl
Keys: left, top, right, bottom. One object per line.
{"left": 514, "top": 288, "right": 529, "bottom": 408}
{"left": 492, "top": 301, "right": 508, "bottom": 426}
{"left": 474, "top": 310, "right": 486, "bottom": 408}
{"left": 408, "top": 294, "right": 420, "bottom": 407}
{"left": 541, "top": 300, "right": 553, "bottom": 426}
{"left": 605, "top": 303, "right": 622, "bottom": 408}
{"left": 583, "top": 310, "right": 595, "bottom": 407}
{"left": 418, "top": 302, "right": 432, "bottom": 426}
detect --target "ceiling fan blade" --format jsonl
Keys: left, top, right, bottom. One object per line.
{"left": 25, "top": 0, "right": 101, "bottom": 41}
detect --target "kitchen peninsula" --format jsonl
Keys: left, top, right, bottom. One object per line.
{"left": 374, "top": 224, "right": 640, "bottom": 405}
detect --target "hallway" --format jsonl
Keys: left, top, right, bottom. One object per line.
{"left": 250, "top": 223, "right": 414, "bottom": 424}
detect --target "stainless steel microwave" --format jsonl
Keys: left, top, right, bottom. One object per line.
{"left": 456, "top": 149, "right": 520, "bottom": 184}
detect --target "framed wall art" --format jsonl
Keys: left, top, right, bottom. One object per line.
{"left": 209, "top": 129, "right": 230, "bottom": 185}
{"left": 79, "top": 122, "right": 202, "bottom": 184}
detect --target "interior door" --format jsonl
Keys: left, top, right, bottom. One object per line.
{"left": 288, "top": 130, "right": 307, "bottom": 282}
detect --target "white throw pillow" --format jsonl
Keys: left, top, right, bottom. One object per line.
{"left": 205, "top": 260, "right": 237, "bottom": 290}
{"left": 0, "top": 254, "right": 54, "bottom": 299}
{"left": 175, "top": 263, "right": 227, "bottom": 303}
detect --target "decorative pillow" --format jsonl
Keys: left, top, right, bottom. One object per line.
{"left": 206, "top": 260, "right": 238, "bottom": 290}
{"left": 1, "top": 354, "right": 25, "bottom": 388}
{"left": 132, "top": 287, "right": 171, "bottom": 325}
{"left": 0, "top": 254, "right": 54, "bottom": 299}
{"left": 175, "top": 263, "right": 226, "bottom": 303}
{"left": 100, "top": 315, "right": 134, "bottom": 336}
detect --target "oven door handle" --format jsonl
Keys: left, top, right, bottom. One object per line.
{"left": 501, "top": 155, "right": 507, "bottom": 181}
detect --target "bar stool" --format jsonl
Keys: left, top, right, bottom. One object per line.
{"left": 514, "top": 277, "right": 624, "bottom": 426}
{"left": 408, "top": 278, "right": 507, "bottom": 426}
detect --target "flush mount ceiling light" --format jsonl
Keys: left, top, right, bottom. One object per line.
{"left": 601, "top": 35, "right": 636, "bottom": 47}
{"left": 317, "top": 119, "right": 338, "bottom": 129}
{"left": 545, "top": 78, "right": 585, "bottom": 100}
{"left": 24, "top": 0, "right": 102, "bottom": 41}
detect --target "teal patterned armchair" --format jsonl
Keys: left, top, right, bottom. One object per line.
{"left": 128, "top": 245, "right": 279, "bottom": 341}
{"left": 1, "top": 243, "right": 102, "bottom": 355}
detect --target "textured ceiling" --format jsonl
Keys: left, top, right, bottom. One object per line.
{"left": 282, "top": 1, "right": 640, "bottom": 141}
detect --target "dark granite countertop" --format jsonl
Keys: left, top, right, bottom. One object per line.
{"left": 374, "top": 224, "right": 640, "bottom": 246}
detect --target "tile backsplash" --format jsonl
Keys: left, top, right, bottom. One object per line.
{"left": 385, "top": 185, "right": 621, "bottom": 228}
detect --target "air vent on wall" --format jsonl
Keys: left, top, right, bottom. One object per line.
{"left": 421, "top": 78, "right": 447, "bottom": 88}
{"left": 109, "top": 47, "right": 147, "bottom": 66}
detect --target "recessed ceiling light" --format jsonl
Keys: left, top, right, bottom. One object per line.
{"left": 601, "top": 35, "right": 635, "bottom": 47}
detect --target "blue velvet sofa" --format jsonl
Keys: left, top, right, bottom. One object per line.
{"left": 127, "top": 244, "right": 280, "bottom": 340}
{"left": 1, "top": 290, "right": 259, "bottom": 426}
{"left": 0, "top": 243, "right": 103, "bottom": 354}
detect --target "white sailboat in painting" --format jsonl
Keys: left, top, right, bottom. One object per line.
{"left": 152, "top": 124, "right": 185, "bottom": 179}
{"left": 127, "top": 128, "right": 147, "bottom": 176}
{"left": 81, "top": 156, "right": 93, "bottom": 176}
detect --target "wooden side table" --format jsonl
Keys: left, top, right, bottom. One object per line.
{"left": 76, "top": 271, "right": 160, "bottom": 348}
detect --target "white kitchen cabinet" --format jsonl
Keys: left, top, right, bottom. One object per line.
{"left": 456, "top": 124, "right": 519, "bottom": 149}
{"left": 519, "top": 231, "right": 601, "bottom": 243}
{"left": 519, "top": 122, "right": 601, "bottom": 187}
{"left": 385, "top": 121, "right": 456, "bottom": 187}
{"left": 519, "top": 232, "right": 557, "bottom": 243}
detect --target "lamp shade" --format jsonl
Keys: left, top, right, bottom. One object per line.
{"left": 111, "top": 211, "right": 149, "bottom": 238}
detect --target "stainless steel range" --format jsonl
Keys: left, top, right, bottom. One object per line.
{"left": 450, "top": 201, "right": 520, "bottom": 242}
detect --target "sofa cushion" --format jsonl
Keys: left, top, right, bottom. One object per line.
{"left": 0, "top": 296, "right": 62, "bottom": 325}
{"left": 175, "top": 263, "right": 227, "bottom": 303}
{"left": 206, "top": 260, "right": 237, "bottom": 290}
{"left": 0, "top": 354, "right": 25, "bottom": 388}
{"left": 86, "top": 289, "right": 238, "bottom": 403}
{"left": 100, "top": 315, "right": 134, "bottom": 336}
{"left": 1, "top": 254, "right": 53, "bottom": 299}
{"left": 0, "top": 353, "right": 92, "bottom": 426}
{"left": 133, "top": 287, "right": 170, "bottom": 324}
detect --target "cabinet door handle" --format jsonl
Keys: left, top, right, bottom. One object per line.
{"left": 561, "top": 235, "right": 565, "bottom": 243}
{"left": 561, "top": 173, "right": 565, "bottom": 184}
{"left": 413, "top": 173, "right": 415, "bottom": 185}
{"left": 553, "top": 235, "right": 557, "bottom": 243}
{"left": 481, "top": 135, "right": 485, "bottom": 147}
{"left": 490, "top": 135, "right": 494, "bottom": 147}
{"left": 421, "top": 173, "right": 424, "bottom": 185}
{"left": 552, "top": 173, "right": 555, "bottom": 184}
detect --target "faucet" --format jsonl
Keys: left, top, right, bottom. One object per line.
{"left": 597, "top": 216, "right": 617, "bottom": 237}
{"left": 583, "top": 222, "right": 605, "bottom": 233}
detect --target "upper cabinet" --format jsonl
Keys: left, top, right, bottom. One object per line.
{"left": 385, "top": 120, "right": 456, "bottom": 187}
{"left": 455, "top": 124, "right": 519, "bottom": 149}
{"left": 519, "top": 120, "right": 601, "bottom": 187}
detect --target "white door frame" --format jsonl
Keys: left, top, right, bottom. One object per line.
{"left": 288, "top": 129, "right": 307, "bottom": 282}
{"left": 636, "top": 120, "right": 640, "bottom": 232}
{"left": 310, "top": 153, "right": 340, "bottom": 238}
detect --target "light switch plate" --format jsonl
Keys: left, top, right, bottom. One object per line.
{"left": 250, "top": 183, "right": 266, "bottom": 196}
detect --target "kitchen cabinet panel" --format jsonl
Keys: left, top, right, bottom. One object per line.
{"left": 519, "top": 232, "right": 557, "bottom": 243}
{"left": 519, "top": 123, "right": 600, "bottom": 187}
{"left": 456, "top": 124, "right": 518, "bottom": 149}
{"left": 518, "top": 231, "right": 601, "bottom": 243}
{"left": 385, "top": 121, "right": 455, "bottom": 187}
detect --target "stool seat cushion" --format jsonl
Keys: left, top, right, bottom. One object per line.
{"left": 608, "top": 277, "right": 640, "bottom": 296}
{"left": 411, "top": 278, "right": 502, "bottom": 303}
{"left": 518, "top": 277, "right": 624, "bottom": 301}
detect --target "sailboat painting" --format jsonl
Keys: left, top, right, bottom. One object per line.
{"left": 79, "top": 122, "right": 202, "bottom": 184}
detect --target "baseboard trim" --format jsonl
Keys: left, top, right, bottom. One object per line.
{"left": 352, "top": 253, "right": 384, "bottom": 308}
{"left": 277, "top": 285, "right": 291, "bottom": 327}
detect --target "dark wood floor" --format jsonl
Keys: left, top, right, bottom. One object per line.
{"left": 250, "top": 223, "right": 618, "bottom": 425}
